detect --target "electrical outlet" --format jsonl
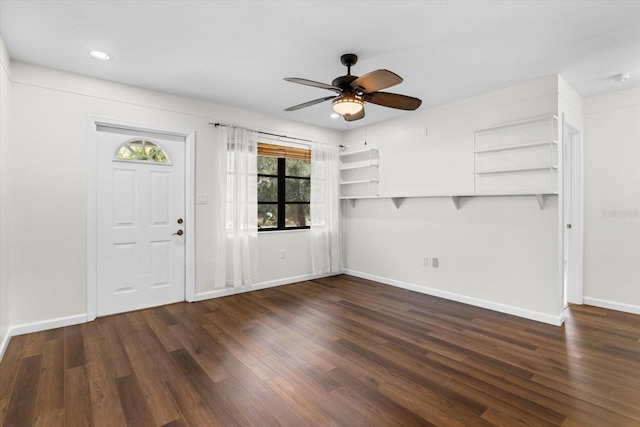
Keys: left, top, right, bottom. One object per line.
{"left": 422, "top": 256, "right": 428, "bottom": 266}
{"left": 280, "top": 249, "right": 286, "bottom": 259}
{"left": 432, "top": 258, "right": 439, "bottom": 268}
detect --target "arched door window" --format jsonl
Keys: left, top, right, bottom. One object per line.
{"left": 114, "top": 139, "right": 172, "bottom": 164}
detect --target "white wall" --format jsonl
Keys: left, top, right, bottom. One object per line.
{"left": 342, "top": 76, "right": 564, "bottom": 324}
{"left": 6, "top": 62, "right": 340, "bottom": 328}
{"left": 583, "top": 86, "right": 640, "bottom": 314}
{"left": 0, "top": 36, "right": 11, "bottom": 349}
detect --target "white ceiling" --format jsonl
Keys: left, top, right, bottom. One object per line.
{"left": 1, "top": 1, "right": 639, "bottom": 131}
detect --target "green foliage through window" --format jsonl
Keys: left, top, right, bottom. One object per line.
{"left": 258, "top": 155, "right": 311, "bottom": 230}
{"left": 115, "top": 139, "right": 170, "bottom": 164}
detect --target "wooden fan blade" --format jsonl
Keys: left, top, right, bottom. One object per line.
{"left": 343, "top": 108, "right": 365, "bottom": 122}
{"left": 350, "top": 69, "right": 403, "bottom": 93}
{"left": 284, "top": 96, "right": 337, "bottom": 111}
{"left": 364, "top": 92, "right": 422, "bottom": 111}
{"left": 284, "top": 77, "right": 341, "bottom": 92}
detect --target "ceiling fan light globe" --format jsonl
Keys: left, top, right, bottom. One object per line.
{"left": 332, "top": 96, "right": 364, "bottom": 116}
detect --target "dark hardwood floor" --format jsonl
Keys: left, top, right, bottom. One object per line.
{"left": 1, "top": 274, "right": 640, "bottom": 426}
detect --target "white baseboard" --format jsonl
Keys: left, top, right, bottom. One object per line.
{"left": 342, "top": 269, "right": 564, "bottom": 326}
{"left": 0, "top": 313, "right": 88, "bottom": 363}
{"left": 0, "top": 328, "right": 11, "bottom": 362}
{"left": 194, "top": 272, "right": 340, "bottom": 302}
{"left": 583, "top": 297, "right": 640, "bottom": 316}
{"left": 10, "top": 313, "right": 88, "bottom": 337}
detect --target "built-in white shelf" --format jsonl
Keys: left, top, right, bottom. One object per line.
{"left": 341, "top": 179, "right": 380, "bottom": 186}
{"left": 474, "top": 140, "right": 558, "bottom": 154}
{"left": 475, "top": 115, "right": 559, "bottom": 132}
{"left": 341, "top": 192, "right": 557, "bottom": 210}
{"left": 339, "top": 115, "right": 559, "bottom": 211}
{"left": 474, "top": 165, "right": 558, "bottom": 175}
{"left": 339, "top": 149, "right": 379, "bottom": 160}
{"left": 339, "top": 160, "right": 380, "bottom": 171}
{"left": 340, "top": 148, "right": 379, "bottom": 198}
{"left": 474, "top": 115, "right": 559, "bottom": 194}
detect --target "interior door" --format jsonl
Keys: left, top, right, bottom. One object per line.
{"left": 96, "top": 127, "right": 185, "bottom": 316}
{"left": 563, "top": 133, "right": 572, "bottom": 307}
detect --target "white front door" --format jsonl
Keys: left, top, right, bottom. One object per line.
{"left": 96, "top": 128, "right": 186, "bottom": 316}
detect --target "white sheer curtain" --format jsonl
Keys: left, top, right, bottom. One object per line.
{"left": 214, "top": 126, "right": 258, "bottom": 288}
{"left": 310, "top": 142, "right": 342, "bottom": 274}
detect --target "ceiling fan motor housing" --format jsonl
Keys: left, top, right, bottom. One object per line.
{"left": 332, "top": 75, "right": 359, "bottom": 91}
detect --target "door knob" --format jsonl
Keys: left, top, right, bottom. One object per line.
{"left": 173, "top": 230, "right": 184, "bottom": 236}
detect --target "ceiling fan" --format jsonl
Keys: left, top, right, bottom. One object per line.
{"left": 284, "top": 53, "right": 422, "bottom": 122}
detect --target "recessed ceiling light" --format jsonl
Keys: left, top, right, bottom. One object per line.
{"left": 89, "top": 50, "right": 111, "bottom": 61}
{"left": 614, "top": 73, "right": 631, "bottom": 82}
{"left": 329, "top": 113, "right": 340, "bottom": 119}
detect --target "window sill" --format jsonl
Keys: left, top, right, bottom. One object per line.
{"left": 258, "top": 228, "right": 310, "bottom": 234}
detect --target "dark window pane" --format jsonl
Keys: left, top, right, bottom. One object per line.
{"left": 258, "top": 176, "right": 278, "bottom": 202}
{"left": 285, "top": 159, "right": 311, "bottom": 177}
{"left": 285, "top": 204, "right": 310, "bottom": 228}
{"left": 258, "top": 204, "right": 278, "bottom": 229}
{"left": 257, "top": 156, "right": 278, "bottom": 175}
{"left": 285, "top": 178, "right": 310, "bottom": 202}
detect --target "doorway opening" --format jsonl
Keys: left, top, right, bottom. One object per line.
{"left": 563, "top": 120, "right": 583, "bottom": 307}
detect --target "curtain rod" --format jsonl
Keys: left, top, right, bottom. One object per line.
{"left": 210, "top": 122, "right": 347, "bottom": 149}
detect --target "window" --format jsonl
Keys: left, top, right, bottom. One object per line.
{"left": 115, "top": 139, "right": 171, "bottom": 164}
{"left": 257, "top": 143, "right": 311, "bottom": 230}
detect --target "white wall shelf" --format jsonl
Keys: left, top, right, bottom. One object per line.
{"left": 340, "top": 148, "right": 379, "bottom": 198}
{"left": 339, "top": 160, "right": 380, "bottom": 171}
{"left": 339, "top": 149, "right": 378, "bottom": 160}
{"left": 340, "top": 116, "right": 559, "bottom": 211}
{"left": 474, "top": 140, "right": 558, "bottom": 154}
{"left": 341, "top": 192, "right": 557, "bottom": 210}
{"left": 341, "top": 179, "right": 380, "bottom": 186}
{"left": 474, "top": 115, "right": 559, "bottom": 194}
{"left": 474, "top": 165, "right": 558, "bottom": 175}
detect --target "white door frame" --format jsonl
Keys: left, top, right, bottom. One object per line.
{"left": 562, "top": 119, "right": 584, "bottom": 305}
{"left": 87, "top": 116, "right": 196, "bottom": 321}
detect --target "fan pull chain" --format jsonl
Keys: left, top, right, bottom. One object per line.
{"left": 364, "top": 116, "right": 368, "bottom": 146}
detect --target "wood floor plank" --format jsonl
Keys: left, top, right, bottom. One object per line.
{"left": 3, "top": 355, "right": 42, "bottom": 427}
{"left": 264, "top": 375, "right": 340, "bottom": 426}
{"left": 168, "top": 322, "right": 231, "bottom": 383}
{"left": 142, "top": 309, "right": 184, "bottom": 352}
{"left": 115, "top": 374, "right": 157, "bottom": 427}
{"left": 170, "top": 348, "right": 250, "bottom": 426}
{"left": 165, "top": 374, "right": 222, "bottom": 426}
{"left": 199, "top": 317, "right": 277, "bottom": 382}
{"left": 2, "top": 274, "right": 640, "bottom": 426}
{"left": 83, "top": 335, "right": 127, "bottom": 427}
{"left": 64, "top": 365, "right": 93, "bottom": 427}
{"left": 112, "top": 315, "right": 183, "bottom": 426}
{"left": 33, "top": 338, "right": 64, "bottom": 427}
{"left": 0, "top": 335, "right": 29, "bottom": 422}
{"left": 326, "top": 367, "right": 433, "bottom": 426}
{"left": 219, "top": 352, "right": 312, "bottom": 427}
{"left": 215, "top": 376, "right": 281, "bottom": 427}
{"left": 63, "top": 325, "right": 86, "bottom": 370}
{"left": 96, "top": 319, "right": 132, "bottom": 379}
{"left": 129, "top": 321, "right": 184, "bottom": 383}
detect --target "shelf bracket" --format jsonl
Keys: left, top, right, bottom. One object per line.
{"left": 536, "top": 194, "right": 546, "bottom": 210}
{"left": 451, "top": 196, "right": 461, "bottom": 210}
{"left": 345, "top": 198, "right": 356, "bottom": 208}
{"left": 391, "top": 197, "right": 405, "bottom": 209}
